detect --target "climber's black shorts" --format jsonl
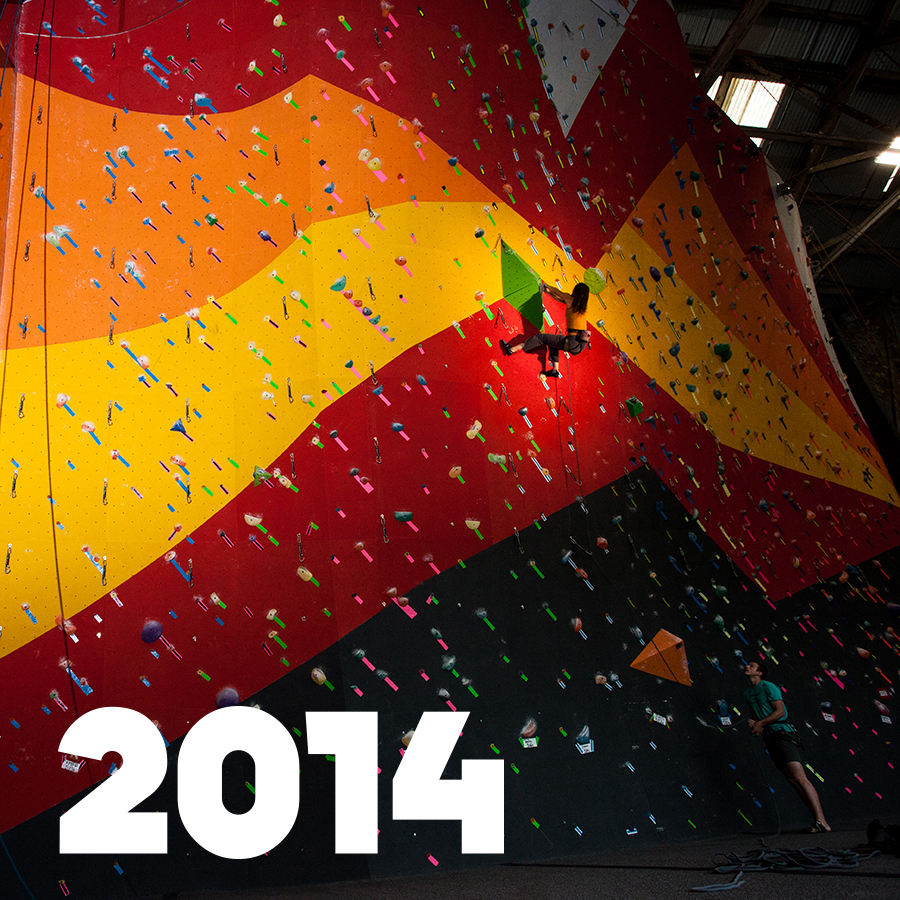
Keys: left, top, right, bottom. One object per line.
{"left": 764, "top": 729, "right": 802, "bottom": 768}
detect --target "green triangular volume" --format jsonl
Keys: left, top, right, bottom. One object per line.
{"left": 500, "top": 239, "right": 545, "bottom": 330}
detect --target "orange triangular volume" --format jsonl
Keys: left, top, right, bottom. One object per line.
{"left": 629, "top": 629, "right": 692, "bottom": 686}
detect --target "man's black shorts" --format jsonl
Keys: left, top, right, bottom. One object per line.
{"left": 764, "top": 729, "right": 802, "bottom": 768}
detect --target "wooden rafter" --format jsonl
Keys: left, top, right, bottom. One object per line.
{"left": 695, "top": 0, "right": 771, "bottom": 95}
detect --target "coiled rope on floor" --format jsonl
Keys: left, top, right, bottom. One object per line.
{"left": 691, "top": 842, "right": 883, "bottom": 891}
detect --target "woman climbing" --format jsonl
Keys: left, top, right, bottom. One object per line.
{"left": 500, "top": 281, "right": 591, "bottom": 378}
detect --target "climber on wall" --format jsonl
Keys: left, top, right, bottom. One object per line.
{"left": 500, "top": 281, "right": 591, "bottom": 378}
{"left": 743, "top": 660, "right": 831, "bottom": 833}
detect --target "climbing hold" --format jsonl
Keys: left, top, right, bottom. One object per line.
{"left": 584, "top": 267, "right": 607, "bottom": 294}
{"left": 141, "top": 621, "right": 163, "bottom": 643}
{"left": 216, "top": 687, "right": 239, "bottom": 708}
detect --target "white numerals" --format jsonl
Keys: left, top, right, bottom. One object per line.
{"left": 59, "top": 708, "right": 504, "bottom": 857}
{"left": 178, "top": 706, "right": 300, "bottom": 859}
{"left": 306, "top": 711, "right": 378, "bottom": 853}
{"left": 59, "top": 707, "right": 168, "bottom": 854}
{"left": 393, "top": 712, "right": 504, "bottom": 853}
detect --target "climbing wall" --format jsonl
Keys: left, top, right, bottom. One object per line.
{"left": 1, "top": 0, "right": 898, "bottom": 896}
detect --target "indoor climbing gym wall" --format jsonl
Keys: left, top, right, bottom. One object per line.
{"left": 1, "top": 0, "right": 899, "bottom": 896}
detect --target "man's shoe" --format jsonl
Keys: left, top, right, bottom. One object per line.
{"left": 500, "top": 340, "right": 512, "bottom": 356}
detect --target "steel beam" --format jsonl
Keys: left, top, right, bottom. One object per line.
{"left": 739, "top": 55, "right": 898, "bottom": 140}
{"left": 741, "top": 127, "right": 887, "bottom": 148}
{"left": 815, "top": 183, "right": 900, "bottom": 271}
{"left": 792, "top": 0, "right": 898, "bottom": 202}
{"left": 678, "top": 0, "right": 868, "bottom": 27}
{"left": 696, "top": 0, "right": 771, "bottom": 95}
{"left": 807, "top": 149, "right": 885, "bottom": 175}
{"left": 688, "top": 47, "right": 900, "bottom": 94}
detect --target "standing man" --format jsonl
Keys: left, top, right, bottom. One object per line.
{"left": 743, "top": 661, "right": 830, "bottom": 833}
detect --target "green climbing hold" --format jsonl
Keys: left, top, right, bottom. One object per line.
{"left": 713, "top": 342, "right": 732, "bottom": 362}
{"left": 584, "top": 267, "right": 607, "bottom": 295}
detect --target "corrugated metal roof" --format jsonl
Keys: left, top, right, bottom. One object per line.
{"left": 761, "top": 142, "right": 808, "bottom": 179}
{"left": 789, "top": 0, "right": 874, "bottom": 13}
{"left": 801, "top": 206, "right": 857, "bottom": 245}
{"left": 674, "top": 6, "right": 732, "bottom": 48}
{"left": 836, "top": 114, "right": 883, "bottom": 140}
{"left": 868, "top": 216, "right": 900, "bottom": 250}
{"left": 823, "top": 254, "right": 900, "bottom": 294}
{"left": 805, "top": 22, "right": 859, "bottom": 65}
{"left": 769, "top": 86, "right": 827, "bottom": 133}
{"left": 746, "top": 19, "right": 858, "bottom": 64}
{"left": 868, "top": 45, "right": 900, "bottom": 72}
{"left": 677, "top": 7, "right": 862, "bottom": 65}
{"left": 745, "top": 17, "right": 817, "bottom": 58}
{"left": 673, "top": 0, "right": 900, "bottom": 315}
{"left": 813, "top": 163, "right": 883, "bottom": 199}
{"left": 849, "top": 89, "right": 900, "bottom": 121}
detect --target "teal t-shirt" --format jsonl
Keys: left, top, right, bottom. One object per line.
{"left": 743, "top": 680, "right": 793, "bottom": 732}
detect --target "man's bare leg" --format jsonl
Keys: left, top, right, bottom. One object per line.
{"left": 781, "top": 761, "right": 830, "bottom": 829}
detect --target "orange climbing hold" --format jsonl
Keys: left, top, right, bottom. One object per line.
{"left": 629, "top": 629, "right": 692, "bottom": 686}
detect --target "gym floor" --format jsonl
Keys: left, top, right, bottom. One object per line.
{"left": 169, "top": 821, "right": 899, "bottom": 900}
